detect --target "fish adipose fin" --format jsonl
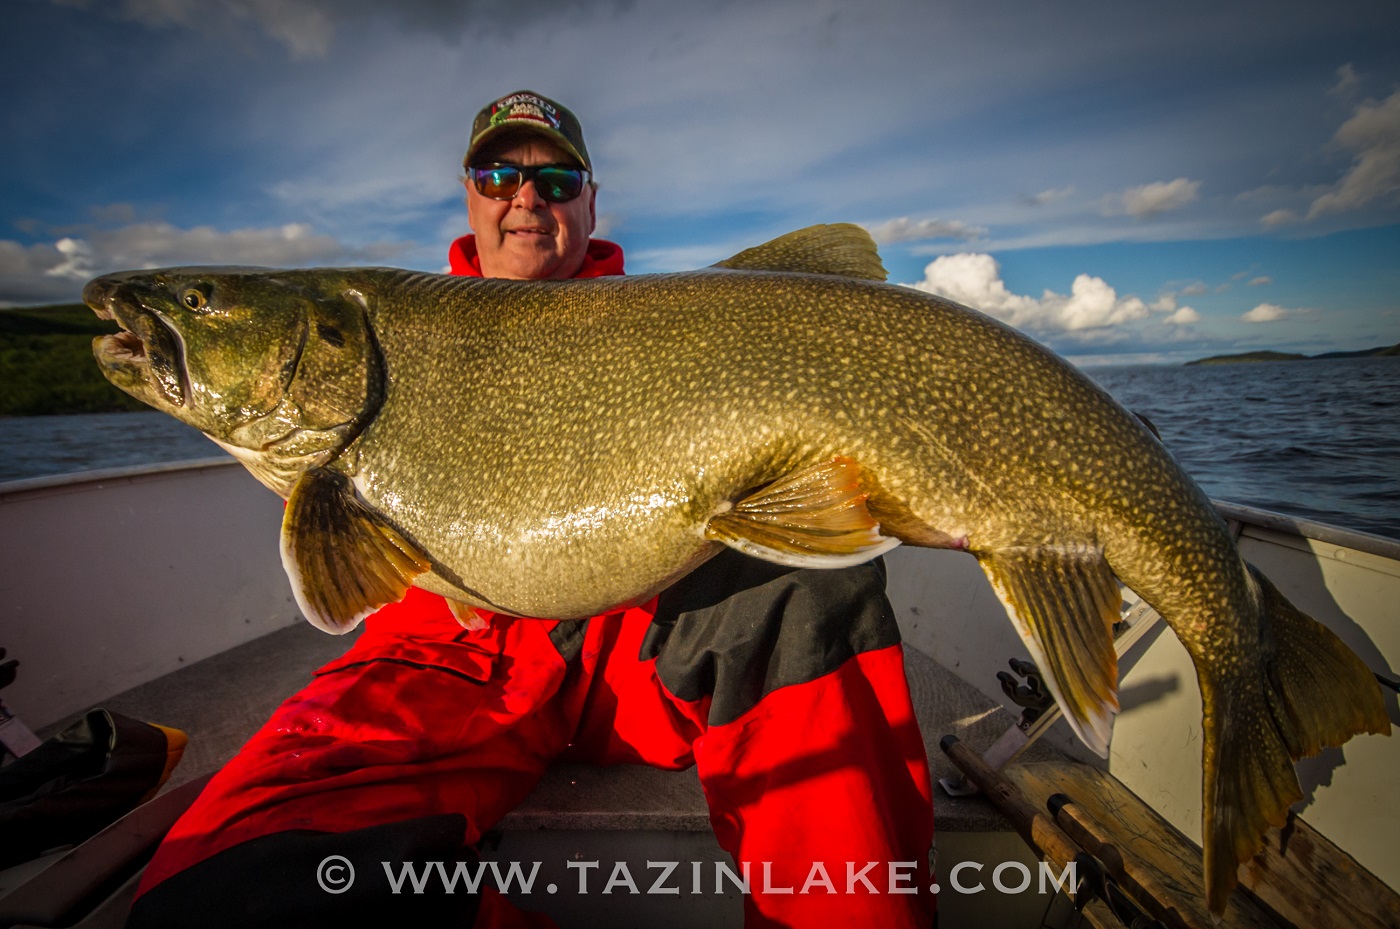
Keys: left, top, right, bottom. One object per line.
{"left": 713, "top": 224, "right": 887, "bottom": 282}
{"left": 281, "top": 467, "right": 432, "bottom": 634}
{"left": 1199, "top": 565, "right": 1391, "bottom": 916}
{"left": 979, "top": 546, "right": 1122, "bottom": 756}
{"left": 704, "top": 456, "right": 901, "bottom": 568}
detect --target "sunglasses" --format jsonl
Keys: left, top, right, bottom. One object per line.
{"left": 468, "top": 163, "right": 591, "bottom": 203}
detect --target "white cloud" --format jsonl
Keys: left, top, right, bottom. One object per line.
{"left": 1147, "top": 293, "right": 1200, "bottom": 325}
{"left": 1117, "top": 178, "right": 1202, "bottom": 217}
{"left": 906, "top": 253, "right": 1154, "bottom": 333}
{"left": 51, "top": 0, "right": 334, "bottom": 58}
{"left": 1243, "top": 303, "right": 1295, "bottom": 323}
{"left": 1240, "top": 88, "right": 1399, "bottom": 226}
{"left": 1330, "top": 63, "right": 1360, "bottom": 98}
{"left": 1259, "top": 209, "right": 1298, "bottom": 227}
{"left": 592, "top": 212, "right": 620, "bottom": 239}
{"left": 1308, "top": 90, "right": 1400, "bottom": 218}
{"left": 1248, "top": 276, "right": 1272, "bottom": 286}
{"left": 907, "top": 253, "right": 1035, "bottom": 318}
{"left": 864, "top": 216, "right": 987, "bottom": 244}
{"left": 61, "top": 222, "right": 358, "bottom": 276}
{"left": 0, "top": 221, "right": 403, "bottom": 305}
{"left": 0, "top": 240, "right": 72, "bottom": 305}
{"left": 1026, "top": 186, "right": 1074, "bottom": 206}
{"left": 49, "top": 237, "right": 95, "bottom": 280}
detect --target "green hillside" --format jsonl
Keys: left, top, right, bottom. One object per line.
{"left": 0, "top": 303, "right": 147, "bottom": 416}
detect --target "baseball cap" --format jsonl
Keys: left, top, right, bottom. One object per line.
{"left": 464, "top": 90, "right": 592, "bottom": 172}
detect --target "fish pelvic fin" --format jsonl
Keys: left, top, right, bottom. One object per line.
{"left": 979, "top": 545, "right": 1121, "bottom": 757}
{"left": 446, "top": 599, "right": 492, "bottom": 631}
{"left": 712, "top": 224, "right": 887, "bottom": 282}
{"left": 281, "top": 467, "right": 432, "bottom": 634}
{"left": 703, "top": 456, "right": 901, "bottom": 569}
{"left": 1199, "top": 564, "right": 1390, "bottom": 916}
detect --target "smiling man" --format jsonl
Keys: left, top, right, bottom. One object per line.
{"left": 449, "top": 90, "right": 622, "bottom": 281}
{"left": 128, "top": 91, "right": 934, "bottom": 929}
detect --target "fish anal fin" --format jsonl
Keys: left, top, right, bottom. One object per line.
{"left": 979, "top": 546, "right": 1121, "bottom": 756}
{"left": 713, "top": 224, "right": 887, "bottom": 281}
{"left": 281, "top": 467, "right": 431, "bottom": 634}
{"left": 704, "top": 456, "right": 901, "bottom": 568}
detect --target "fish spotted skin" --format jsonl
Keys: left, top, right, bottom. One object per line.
{"left": 84, "top": 224, "right": 1389, "bottom": 915}
{"left": 351, "top": 270, "right": 1146, "bottom": 617}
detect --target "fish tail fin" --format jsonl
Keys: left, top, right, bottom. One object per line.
{"left": 1252, "top": 565, "right": 1390, "bottom": 752}
{"left": 1200, "top": 564, "right": 1390, "bottom": 916}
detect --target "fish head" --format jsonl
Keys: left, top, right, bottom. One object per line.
{"left": 86, "top": 267, "right": 384, "bottom": 492}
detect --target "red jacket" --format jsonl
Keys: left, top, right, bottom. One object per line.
{"left": 446, "top": 235, "right": 625, "bottom": 279}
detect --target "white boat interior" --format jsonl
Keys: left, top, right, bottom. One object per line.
{"left": 1, "top": 460, "right": 1397, "bottom": 928}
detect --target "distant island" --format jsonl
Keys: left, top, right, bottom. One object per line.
{"left": 1187, "top": 343, "right": 1400, "bottom": 366}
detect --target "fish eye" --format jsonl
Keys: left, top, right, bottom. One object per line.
{"left": 181, "top": 286, "right": 210, "bottom": 311}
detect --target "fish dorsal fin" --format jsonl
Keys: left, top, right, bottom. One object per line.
{"left": 281, "top": 466, "right": 432, "bottom": 634}
{"left": 713, "top": 224, "right": 887, "bottom": 281}
{"left": 978, "top": 546, "right": 1122, "bottom": 756}
{"left": 703, "top": 456, "right": 901, "bottom": 568}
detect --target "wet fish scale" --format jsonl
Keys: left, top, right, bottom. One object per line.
{"left": 361, "top": 274, "right": 952, "bottom": 606}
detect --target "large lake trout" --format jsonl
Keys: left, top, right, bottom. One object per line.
{"left": 85, "top": 224, "right": 1387, "bottom": 914}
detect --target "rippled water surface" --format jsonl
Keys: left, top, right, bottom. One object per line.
{"left": 1086, "top": 357, "right": 1399, "bottom": 540}
{"left": 2, "top": 357, "right": 1397, "bottom": 539}
{"left": 0, "top": 411, "right": 227, "bottom": 480}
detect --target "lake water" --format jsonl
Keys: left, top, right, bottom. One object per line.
{"left": 1086, "top": 357, "right": 1399, "bottom": 540}
{"left": 2, "top": 357, "right": 1397, "bottom": 540}
{"left": 0, "top": 410, "right": 230, "bottom": 480}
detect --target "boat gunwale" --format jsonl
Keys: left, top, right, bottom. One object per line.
{"left": 0, "top": 457, "right": 236, "bottom": 499}
{"left": 4, "top": 458, "right": 1398, "bottom": 563}
{"left": 5, "top": 461, "right": 1394, "bottom": 562}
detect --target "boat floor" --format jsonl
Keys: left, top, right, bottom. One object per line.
{"left": 33, "top": 620, "right": 1067, "bottom": 834}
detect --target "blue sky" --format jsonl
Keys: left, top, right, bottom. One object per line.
{"left": 3, "top": 0, "right": 1398, "bottom": 364}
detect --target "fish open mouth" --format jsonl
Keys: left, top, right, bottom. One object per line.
{"left": 99, "top": 328, "right": 149, "bottom": 362}
{"left": 88, "top": 282, "right": 189, "bottom": 407}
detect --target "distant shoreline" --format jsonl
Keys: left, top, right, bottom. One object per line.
{"left": 1185, "top": 344, "right": 1400, "bottom": 366}
{"left": 1, "top": 302, "right": 147, "bottom": 416}
{"left": 5, "top": 302, "right": 1397, "bottom": 413}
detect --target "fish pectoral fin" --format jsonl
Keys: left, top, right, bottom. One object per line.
{"left": 281, "top": 467, "right": 432, "bottom": 634}
{"left": 978, "top": 546, "right": 1122, "bottom": 756}
{"left": 703, "top": 456, "right": 901, "bottom": 568}
{"left": 712, "top": 224, "right": 887, "bottom": 282}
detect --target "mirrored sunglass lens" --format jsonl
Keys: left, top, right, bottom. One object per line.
{"left": 535, "top": 167, "right": 583, "bottom": 202}
{"left": 474, "top": 166, "right": 521, "bottom": 198}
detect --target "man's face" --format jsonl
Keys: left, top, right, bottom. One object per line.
{"left": 466, "top": 136, "right": 597, "bottom": 280}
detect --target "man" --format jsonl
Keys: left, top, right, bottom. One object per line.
{"left": 129, "top": 90, "right": 935, "bottom": 929}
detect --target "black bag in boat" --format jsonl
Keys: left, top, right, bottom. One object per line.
{"left": 0, "top": 708, "right": 186, "bottom": 868}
